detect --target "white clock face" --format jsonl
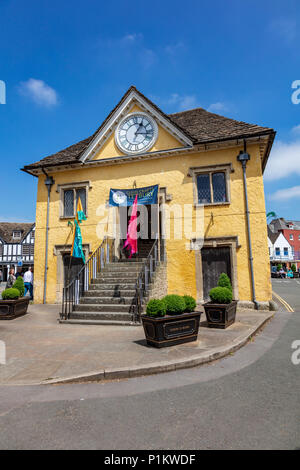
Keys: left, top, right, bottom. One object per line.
{"left": 115, "top": 113, "right": 158, "bottom": 155}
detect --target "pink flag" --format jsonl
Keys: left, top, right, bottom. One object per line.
{"left": 123, "top": 194, "right": 138, "bottom": 258}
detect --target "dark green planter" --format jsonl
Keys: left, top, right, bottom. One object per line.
{"left": 0, "top": 298, "right": 30, "bottom": 320}
{"left": 203, "top": 300, "right": 237, "bottom": 329}
{"left": 141, "top": 311, "right": 202, "bottom": 348}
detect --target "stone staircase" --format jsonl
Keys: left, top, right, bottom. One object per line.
{"left": 65, "top": 260, "right": 144, "bottom": 325}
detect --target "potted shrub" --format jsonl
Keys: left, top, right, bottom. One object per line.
{"left": 142, "top": 294, "right": 202, "bottom": 348}
{"left": 291, "top": 264, "right": 299, "bottom": 278}
{"left": 0, "top": 277, "right": 30, "bottom": 320}
{"left": 203, "top": 273, "right": 237, "bottom": 329}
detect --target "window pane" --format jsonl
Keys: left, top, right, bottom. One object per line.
{"left": 197, "top": 174, "right": 211, "bottom": 204}
{"left": 64, "top": 190, "right": 74, "bottom": 217}
{"left": 76, "top": 188, "right": 86, "bottom": 215}
{"left": 212, "top": 172, "right": 226, "bottom": 202}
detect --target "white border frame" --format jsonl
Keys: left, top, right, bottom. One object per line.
{"left": 115, "top": 111, "right": 158, "bottom": 156}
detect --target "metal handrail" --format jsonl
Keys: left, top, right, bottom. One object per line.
{"left": 130, "top": 238, "right": 163, "bottom": 323}
{"left": 60, "top": 237, "right": 115, "bottom": 320}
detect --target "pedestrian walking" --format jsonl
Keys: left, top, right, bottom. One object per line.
{"left": 0, "top": 270, "right": 2, "bottom": 284}
{"left": 6, "top": 268, "right": 16, "bottom": 288}
{"left": 15, "top": 267, "right": 23, "bottom": 279}
{"left": 23, "top": 267, "right": 33, "bottom": 300}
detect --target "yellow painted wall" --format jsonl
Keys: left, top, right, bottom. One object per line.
{"left": 33, "top": 141, "right": 272, "bottom": 305}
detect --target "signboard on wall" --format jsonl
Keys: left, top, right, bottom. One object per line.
{"left": 109, "top": 185, "right": 158, "bottom": 207}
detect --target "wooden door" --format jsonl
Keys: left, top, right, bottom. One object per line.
{"left": 63, "top": 255, "right": 84, "bottom": 287}
{"left": 201, "top": 247, "right": 232, "bottom": 301}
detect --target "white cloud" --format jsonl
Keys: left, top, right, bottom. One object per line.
{"left": 164, "top": 41, "right": 185, "bottom": 55}
{"left": 207, "top": 102, "right": 228, "bottom": 113}
{"left": 120, "top": 33, "right": 143, "bottom": 44}
{"left": 291, "top": 124, "right": 300, "bottom": 134}
{"left": 164, "top": 93, "right": 200, "bottom": 111}
{"left": 269, "top": 185, "right": 300, "bottom": 201}
{"left": 264, "top": 140, "right": 300, "bottom": 181}
{"left": 19, "top": 78, "right": 58, "bottom": 107}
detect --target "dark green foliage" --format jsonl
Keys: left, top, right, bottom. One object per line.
{"left": 209, "top": 286, "right": 233, "bottom": 304}
{"left": 291, "top": 264, "right": 296, "bottom": 272}
{"left": 13, "top": 276, "right": 25, "bottom": 296}
{"left": 163, "top": 295, "right": 186, "bottom": 314}
{"left": 277, "top": 264, "right": 282, "bottom": 271}
{"left": 182, "top": 295, "right": 196, "bottom": 312}
{"left": 2, "top": 288, "right": 21, "bottom": 300}
{"left": 146, "top": 299, "right": 166, "bottom": 317}
{"left": 217, "top": 273, "right": 232, "bottom": 291}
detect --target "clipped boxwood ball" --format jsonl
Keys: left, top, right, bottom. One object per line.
{"left": 2, "top": 288, "right": 21, "bottom": 300}
{"left": 12, "top": 276, "right": 25, "bottom": 297}
{"left": 183, "top": 295, "right": 196, "bottom": 312}
{"left": 209, "top": 287, "right": 232, "bottom": 304}
{"left": 163, "top": 295, "right": 186, "bottom": 315}
{"left": 146, "top": 299, "right": 166, "bottom": 317}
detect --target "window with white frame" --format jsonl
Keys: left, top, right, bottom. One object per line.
{"left": 13, "top": 231, "right": 22, "bottom": 239}
{"left": 290, "top": 234, "right": 293, "bottom": 240}
{"left": 275, "top": 247, "right": 280, "bottom": 256}
{"left": 62, "top": 187, "right": 87, "bottom": 218}
{"left": 284, "top": 247, "right": 288, "bottom": 256}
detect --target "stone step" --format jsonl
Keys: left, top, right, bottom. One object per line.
{"left": 97, "top": 272, "right": 138, "bottom": 279}
{"left": 84, "top": 289, "right": 136, "bottom": 297}
{"left": 74, "top": 303, "right": 132, "bottom": 313}
{"left": 80, "top": 296, "right": 132, "bottom": 305}
{"left": 59, "top": 318, "right": 140, "bottom": 326}
{"left": 103, "top": 265, "right": 143, "bottom": 272}
{"left": 106, "top": 261, "right": 143, "bottom": 267}
{"left": 69, "top": 311, "right": 135, "bottom": 322}
{"left": 89, "top": 282, "right": 137, "bottom": 290}
{"left": 118, "top": 258, "right": 146, "bottom": 262}
{"left": 93, "top": 277, "right": 138, "bottom": 284}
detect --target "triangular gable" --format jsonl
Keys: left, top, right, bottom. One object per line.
{"left": 79, "top": 86, "right": 193, "bottom": 163}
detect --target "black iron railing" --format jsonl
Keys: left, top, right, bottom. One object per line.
{"left": 60, "top": 237, "right": 115, "bottom": 320}
{"left": 131, "top": 238, "right": 164, "bottom": 322}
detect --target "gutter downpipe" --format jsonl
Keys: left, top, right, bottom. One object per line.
{"left": 237, "top": 141, "right": 259, "bottom": 310}
{"left": 42, "top": 168, "right": 55, "bottom": 304}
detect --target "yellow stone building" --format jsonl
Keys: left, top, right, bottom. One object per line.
{"left": 22, "top": 86, "right": 275, "bottom": 318}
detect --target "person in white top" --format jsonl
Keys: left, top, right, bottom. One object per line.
{"left": 24, "top": 267, "right": 33, "bottom": 300}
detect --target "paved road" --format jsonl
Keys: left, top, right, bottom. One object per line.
{"left": 272, "top": 278, "right": 300, "bottom": 311}
{"left": 0, "top": 305, "right": 299, "bottom": 450}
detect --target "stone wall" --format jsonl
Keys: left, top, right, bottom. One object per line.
{"left": 143, "top": 262, "right": 168, "bottom": 311}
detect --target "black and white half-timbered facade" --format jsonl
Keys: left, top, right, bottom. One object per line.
{"left": 0, "top": 223, "right": 35, "bottom": 281}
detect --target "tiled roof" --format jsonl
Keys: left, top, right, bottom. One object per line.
{"left": 0, "top": 223, "right": 34, "bottom": 244}
{"left": 267, "top": 226, "right": 279, "bottom": 244}
{"left": 22, "top": 86, "right": 275, "bottom": 172}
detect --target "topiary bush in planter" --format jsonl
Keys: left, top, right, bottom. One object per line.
{"left": 142, "top": 295, "right": 202, "bottom": 348}
{"left": 163, "top": 295, "right": 186, "bottom": 315}
{"left": 2, "top": 288, "right": 20, "bottom": 300}
{"left": 182, "top": 295, "right": 196, "bottom": 313}
{"left": 209, "top": 286, "right": 233, "bottom": 304}
{"left": 291, "top": 264, "right": 296, "bottom": 273}
{"left": 204, "top": 273, "right": 237, "bottom": 329}
{"left": 12, "top": 276, "right": 25, "bottom": 297}
{"left": 146, "top": 299, "right": 166, "bottom": 317}
{"left": 217, "top": 273, "right": 232, "bottom": 292}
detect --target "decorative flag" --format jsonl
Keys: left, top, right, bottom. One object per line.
{"left": 123, "top": 194, "right": 138, "bottom": 258}
{"left": 71, "top": 197, "right": 87, "bottom": 264}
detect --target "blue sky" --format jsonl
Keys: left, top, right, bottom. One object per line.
{"left": 0, "top": 0, "right": 299, "bottom": 222}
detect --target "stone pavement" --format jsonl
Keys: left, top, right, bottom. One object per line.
{"left": 0, "top": 304, "right": 273, "bottom": 385}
